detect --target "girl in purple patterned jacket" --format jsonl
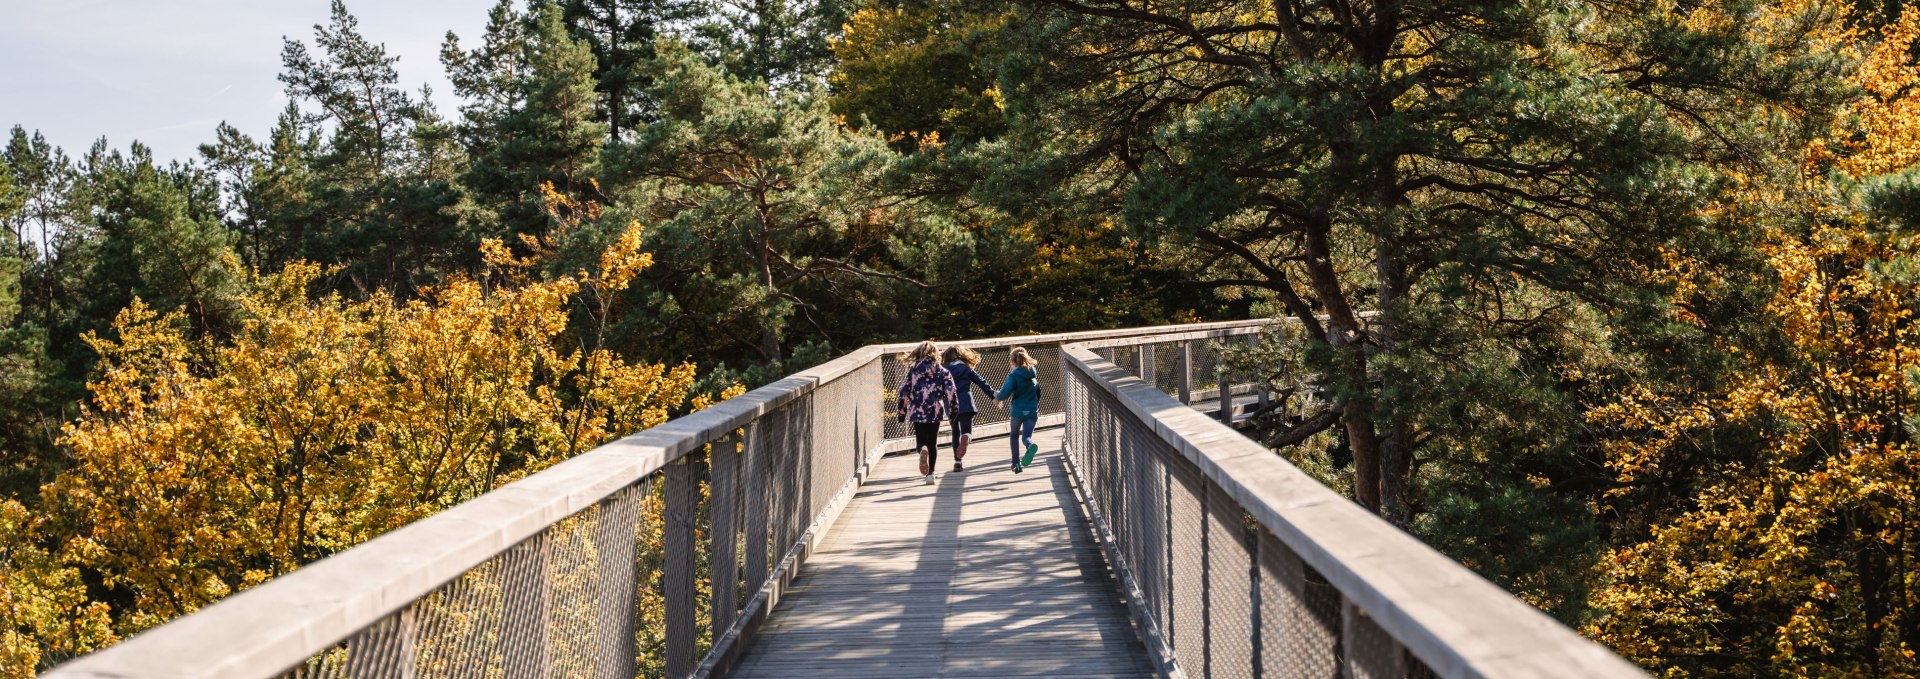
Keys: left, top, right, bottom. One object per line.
{"left": 896, "top": 340, "right": 957, "bottom": 485}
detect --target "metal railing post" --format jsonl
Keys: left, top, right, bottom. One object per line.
{"left": 742, "top": 422, "right": 769, "bottom": 598}
{"left": 664, "top": 456, "right": 698, "bottom": 678}
{"left": 1177, "top": 341, "right": 1193, "bottom": 405}
{"left": 711, "top": 433, "right": 742, "bottom": 638}
{"left": 1139, "top": 344, "right": 1154, "bottom": 383}
{"left": 1249, "top": 334, "right": 1269, "bottom": 414}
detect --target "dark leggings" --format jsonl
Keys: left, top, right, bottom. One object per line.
{"left": 913, "top": 422, "right": 942, "bottom": 467}
{"left": 949, "top": 411, "right": 976, "bottom": 458}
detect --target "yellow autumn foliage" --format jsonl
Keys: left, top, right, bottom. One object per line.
{"left": 1586, "top": 9, "right": 1920, "bottom": 676}
{"left": 0, "top": 219, "right": 703, "bottom": 672}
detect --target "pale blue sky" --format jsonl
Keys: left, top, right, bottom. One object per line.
{"left": 0, "top": 0, "right": 497, "bottom": 163}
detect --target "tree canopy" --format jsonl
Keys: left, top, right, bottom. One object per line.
{"left": 4, "top": 0, "right": 1920, "bottom": 675}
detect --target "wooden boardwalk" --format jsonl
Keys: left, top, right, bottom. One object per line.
{"left": 730, "top": 429, "right": 1156, "bottom": 678}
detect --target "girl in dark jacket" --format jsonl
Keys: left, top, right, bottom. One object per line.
{"left": 942, "top": 346, "right": 996, "bottom": 471}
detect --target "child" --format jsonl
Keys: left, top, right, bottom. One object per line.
{"left": 896, "top": 340, "right": 957, "bottom": 485}
{"left": 943, "top": 346, "right": 996, "bottom": 472}
{"left": 994, "top": 346, "right": 1042, "bottom": 473}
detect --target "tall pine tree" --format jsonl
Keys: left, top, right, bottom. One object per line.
{"left": 987, "top": 0, "right": 1851, "bottom": 593}
{"left": 281, "top": 0, "right": 470, "bottom": 293}
{"left": 448, "top": 1, "right": 608, "bottom": 240}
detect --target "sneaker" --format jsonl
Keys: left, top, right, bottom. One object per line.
{"left": 953, "top": 462, "right": 964, "bottom": 472}
{"left": 1022, "top": 442, "right": 1040, "bottom": 467}
{"left": 1011, "top": 460, "right": 1023, "bottom": 474}
{"left": 956, "top": 433, "right": 970, "bottom": 461}
{"left": 918, "top": 446, "right": 932, "bottom": 476}
{"left": 924, "top": 473, "right": 935, "bottom": 485}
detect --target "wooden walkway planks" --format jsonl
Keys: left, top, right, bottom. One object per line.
{"left": 730, "top": 429, "right": 1156, "bottom": 678}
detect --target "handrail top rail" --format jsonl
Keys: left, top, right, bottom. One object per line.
{"left": 1060, "top": 341, "right": 1646, "bottom": 679}
{"left": 872, "top": 319, "right": 1273, "bottom": 355}
{"left": 48, "top": 318, "right": 1270, "bottom": 679}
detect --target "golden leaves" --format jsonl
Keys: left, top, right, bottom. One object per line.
{"left": 36, "top": 233, "right": 701, "bottom": 649}
{"left": 1587, "top": 11, "right": 1920, "bottom": 672}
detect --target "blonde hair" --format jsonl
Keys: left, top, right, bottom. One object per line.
{"left": 942, "top": 346, "right": 981, "bottom": 366}
{"left": 1009, "top": 346, "right": 1035, "bottom": 369}
{"left": 906, "top": 340, "right": 939, "bottom": 363}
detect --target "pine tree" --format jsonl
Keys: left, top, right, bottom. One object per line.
{"left": 990, "top": 0, "right": 1852, "bottom": 531}
{"left": 699, "top": 0, "right": 847, "bottom": 89}
{"left": 449, "top": 1, "right": 609, "bottom": 240}
{"left": 609, "top": 43, "right": 956, "bottom": 369}
{"left": 69, "top": 143, "right": 236, "bottom": 339}
{"left": 560, "top": 0, "right": 708, "bottom": 139}
{"left": 281, "top": 0, "right": 469, "bottom": 293}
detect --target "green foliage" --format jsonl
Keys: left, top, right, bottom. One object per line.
{"left": 560, "top": 0, "right": 709, "bottom": 138}
{"left": 828, "top": 0, "right": 1006, "bottom": 150}
{"left": 696, "top": 0, "right": 848, "bottom": 88}
{"left": 280, "top": 0, "right": 472, "bottom": 293}
{"left": 606, "top": 42, "right": 960, "bottom": 366}
{"left": 447, "top": 0, "right": 609, "bottom": 240}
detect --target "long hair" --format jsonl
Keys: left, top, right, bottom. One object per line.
{"left": 1009, "top": 346, "right": 1035, "bottom": 370}
{"left": 906, "top": 340, "right": 939, "bottom": 363}
{"left": 942, "top": 346, "right": 981, "bottom": 366}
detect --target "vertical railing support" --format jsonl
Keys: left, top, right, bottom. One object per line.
{"left": 503, "top": 533, "right": 550, "bottom": 678}
{"left": 1139, "top": 344, "right": 1155, "bottom": 384}
{"left": 711, "top": 433, "right": 742, "bottom": 637}
{"left": 594, "top": 484, "right": 640, "bottom": 679}
{"left": 1249, "top": 333, "right": 1269, "bottom": 415}
{"left": 742, "top": 421, "right": 769, "bottom": 598}
{"left": 1177, "top": 341, "right": 1193, "bottom": 405}
{"left": 664, "top": 456, "right": 698, "bottom": 678}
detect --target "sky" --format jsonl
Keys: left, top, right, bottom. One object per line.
{"left": 0, "top": 0, "right": 498, "bottom": 164}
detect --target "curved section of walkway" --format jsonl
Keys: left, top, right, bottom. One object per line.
{"left": 730, "top": 429, "right": 1155, "bottom": 678}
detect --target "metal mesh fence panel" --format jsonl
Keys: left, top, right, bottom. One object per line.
{"left": 1257, "top": 527, "right": 1341, "bottom": 677}
{"left": 1169, "top": 460, "right": 1208, "bottom": 675}
{"left": 1065, "top": 335, "right": 1441, "bottom": 679}
{"left": 269, "top": 355, "right": 883, "bottom": 679}
{"left": 1206, "top": 483, "right": 1257, "bottom": 679}
{"left": 1193, "top": 339, "right": 1222, "bottom": 394}
{"left": 281, "top": 493, "right": 646, "bottom": 679}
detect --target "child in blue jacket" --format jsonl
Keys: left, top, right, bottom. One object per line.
{"left": 994, "top": 346, "right": 1042, "bottom": 473}
{"left": 943, "top": 346, "right": 996, "bottom": 471}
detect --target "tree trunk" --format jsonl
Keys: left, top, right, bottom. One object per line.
{"left": 1372, "top": 197, "right": 1415, "bottom": 524}
{"left": 1302, "top": 214, "right": 1383, "bottom": 511}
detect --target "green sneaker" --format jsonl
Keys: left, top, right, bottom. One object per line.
{"left": 1022, "top": 442, "right": 1039, "bottom": 467}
